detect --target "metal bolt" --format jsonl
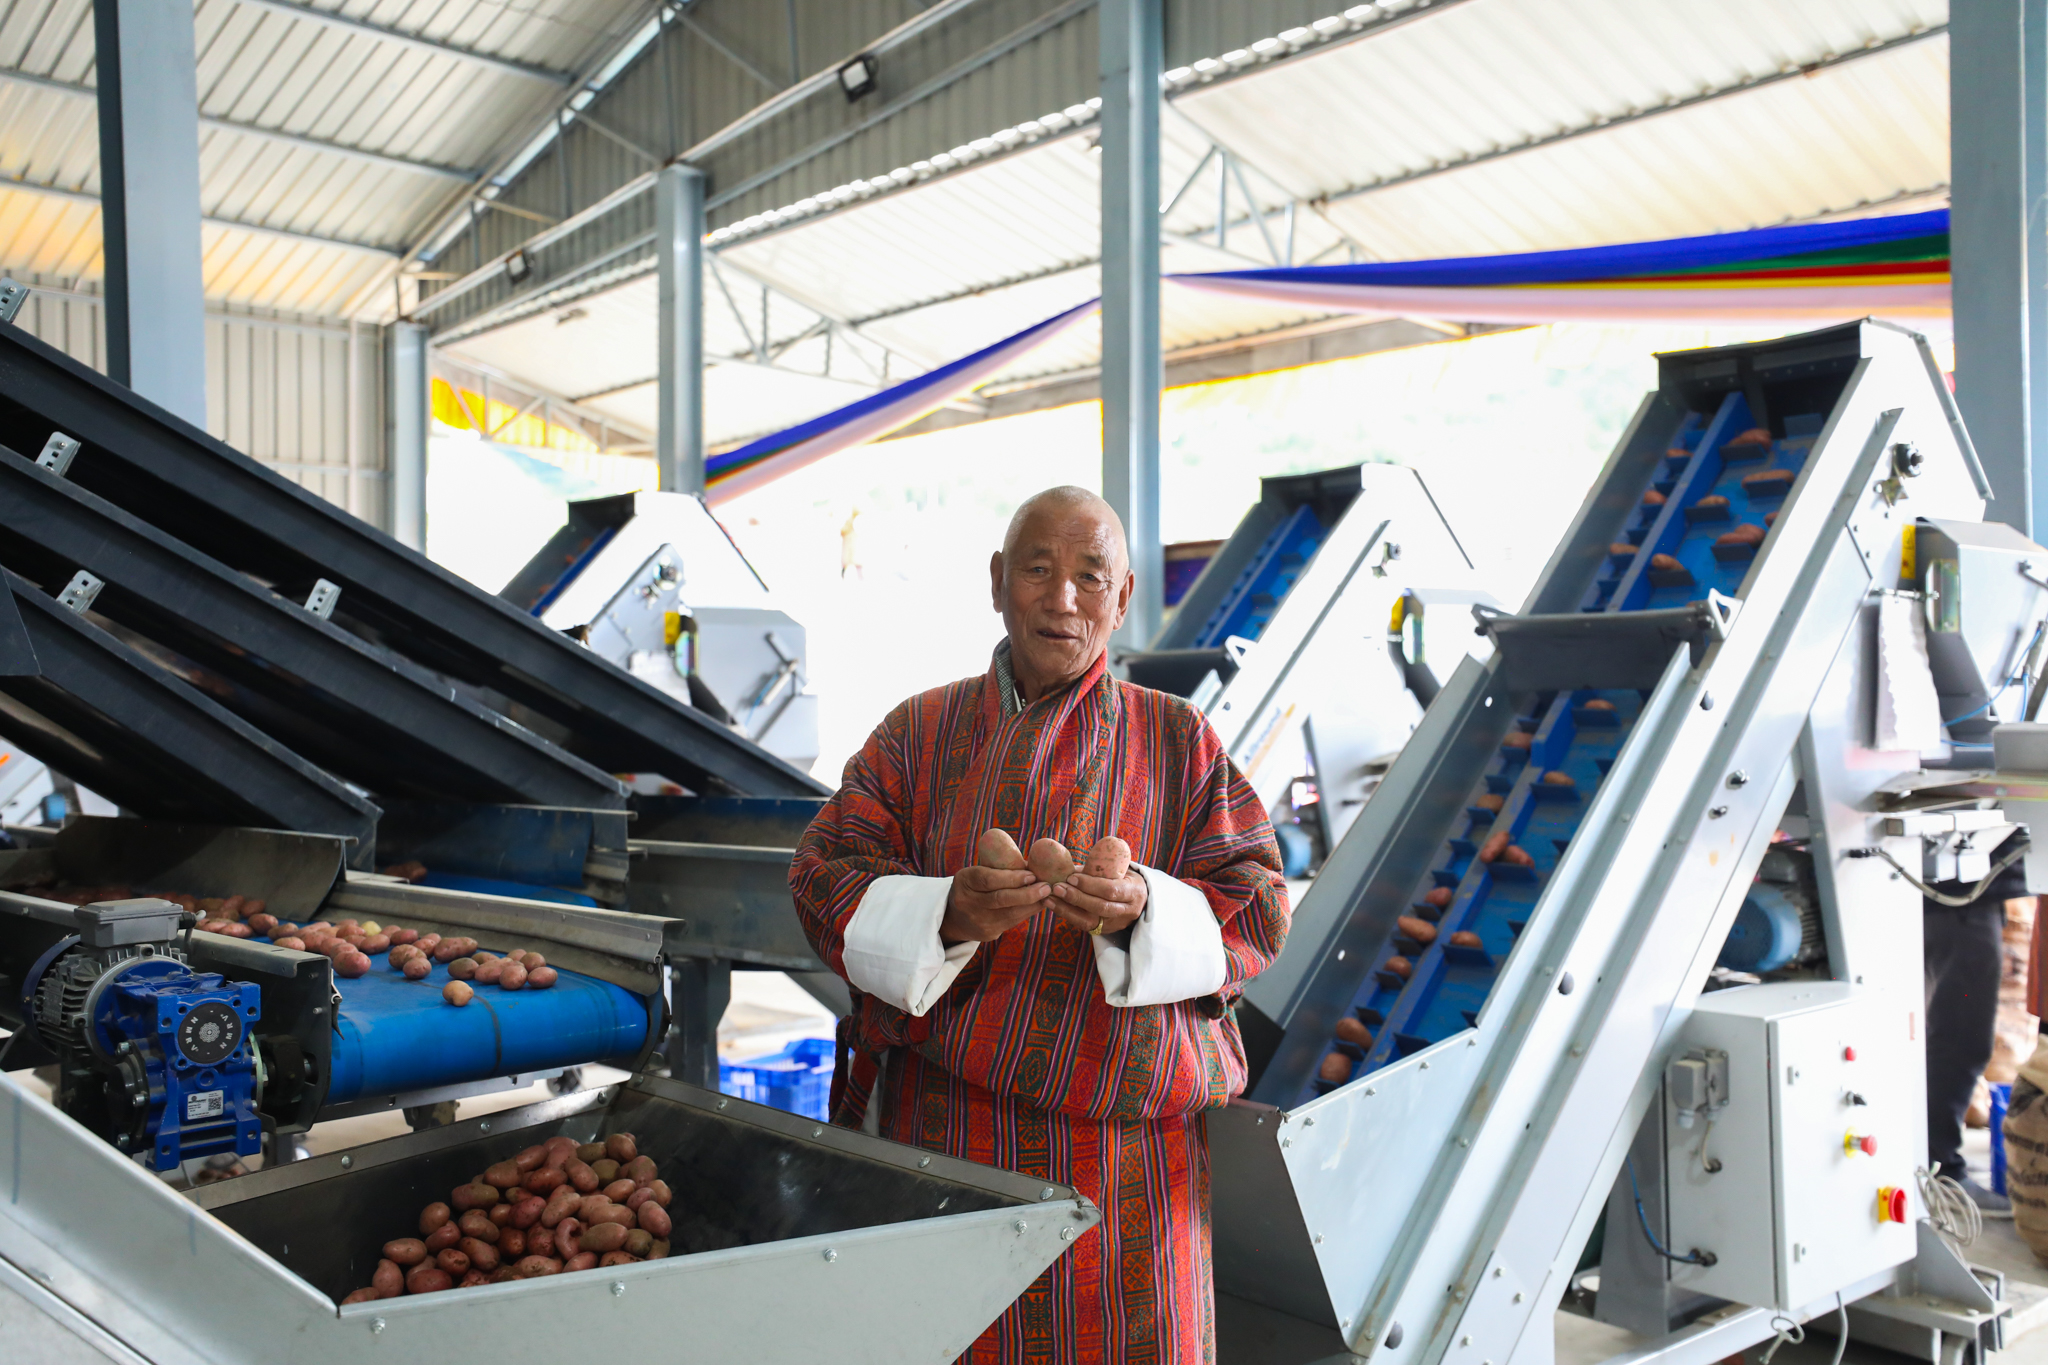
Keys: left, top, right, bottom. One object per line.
{"left": 1513, "top": 1292, "right": 1523, "bottom": 1303}
{"left": 340, "top": 1155, "right": 352, "bottom": 1169}
{"left": 1726, "top": 770, "right": 1748, "bottom": 788}
{"left": 1041, "top": 1186, "right": 1056, "bottom": 1200}
{"left": 479, "top": 1121, "right": 491, "bottom": 1132}
{"left": 812, "top": 1126, "right": 823, "bottom": 1138}
{"left": 823, "top": 1248, "right": 837, "bottom": 1262}
{"left": 1492, "top": 1268, "right": 1502, "bottom": 1277}
{"left": 610, "top": 1281, "right": 624, "bottom": 1297}
{"left": 1061, "top": 1227, "right": 1074, "bottom": 1241}
{"left": 1365, "top": 1087, "right": 1376, "bottom": 1097}
{"left": 717, "top": 1098, "right": 728, "bottom": 1109}
{"left": 1315, "top": 1234, "right": 1324, "bottom": 1244}
{"left": 1303, "top": 1116, "right": 1315, "bottom": 1127}
{"left": 918, "top": 1155, "right": 931, "bottom": 1167}
{"left": 1457, "top": 1137, "right": 1468, "bottom": 1148}
{"left": 370, "top": 1318, "right": 386, "bottom": 1335}
{"left": 1708, "top": 805, "right": 1728, "bottom": 818}
{"left": 1013, "top": 1219, "right": 1028, "bottom": 1234}
{"left": 1420, "top": 1061, "right": 1430, "bottom": 1070}
{"left": 1282, "top": 1138, "right": 1291, "bottom": 1148}
{"left": 1461, "top": 1337, "right": 1471, "bottom": 1347}
{"left": 1700, "top": 692, "right": 1715, "bottom": 711}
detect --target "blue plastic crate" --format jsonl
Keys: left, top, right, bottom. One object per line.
{"left": 719, "top": 1037, "right": 834, "bottom": 1121}
{"left": 1993, "top": 1082, "right": 2013, "bottom": 1195}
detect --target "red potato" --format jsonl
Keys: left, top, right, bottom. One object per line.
{"left": 645, "top": 1180, "right": 673, "bottom": 1209}
{"left": 499, "top": 1227, "right": 527, "bottom": 1258}
{"left": 626, "top": 1186, "right": 656, "bottom": 1212}
{"left": 198, "top": 898, "right": 225, "bottom": 917}
{"left": 1650, "top": 553, "right": 1684, "bottom": 572}
{"left": 622, "top": 1155, "right": 657, "bottom": 1186}
{"left": 576, "top": 1142, "right": 607, "bottom": 1164}
{"left": 224, "top": 923, "right": 254, "bottom": 939}
{"left": 527, "top": 967, "right": 558, "bottom": 989}
{"left": 432, "top": 940, "right": 464, "bottom": 964}
{"left": 600, "top": 1251, "right": 637, "bottom": 1268}
{"left": 406, "top": 1265, "right": 453, "bottom": 1295}
{"left": 1395, "top": 915, "right": 1438, "bottom": 945}
{"left": 647, "top": 1240, "right": 670, "bottom": 1261}
{"left": 402, "top": 957, "right": 431, "bottom": 981}
{"left": 424, "top": 1221, "right": 461, "bottom": 1253}
{"left": 1581, "top": 698, "right": 1616, "bottom": 712}
{"left": 459, "top": 1208, "right": 500, "bottom": 1241}
{"left": 1027, "top": 838, "right": 1075, "bottom": 885}
{"left": 576, "top": 1193, "right": 612, "bottom": 1222}
{"left": 1693, "top": 494, "right": 1730, "bottom": 512}
{"left": 1502, "top": 731, "right": 1532, "bottom": 750}
{"left": 625, "top": 1229, "right": 654, "bottom": 1258}
{"left": 604, "top": 1133, "right": 637, "bottom": 1163}
{"left": 553, "top": 1219, "right": 582, "bottom": 1262}
{"left": 510, "top": 1194, "right": 547, "bottom": 1230}
{"left": 246, "top": 913, "right": 279, "bottom": 936}
{"left": 459, "top": 1269, "right": 491, "bottom": 1288}
{"left": 335, "top": 920, "right": 360, "bottom": 934}
{"left": 563, "top": 1160, "right": 599, "bottom": 1195}
{"left": 1542, "top": 771, "right": 1577, "bottom": 790}
{"left": 441, "top": 979, "right": 473, "bottom": 1006}
{"left": 274, "top": 937, "right": 306, "bottom": 952}
{"left": 360, "top": 933, "right": 390, "bottom": 954}
{"left": 223, "top": 896, "right": 249, "bottom": 920}
{"left": 514, "top": 1256, "right": 560, "bottom": 1277}
{"left": 488, "top": 1202, "right": 516, "bottom": 1228}
{"left": 590, "top": 1158, "right": 620, "bottom": 1184}
{"left": 1725, "top": 426, "right": 1773, "bottom": 448}
{"left": 388, "top": 927, "right": 418, "bottom": 946}
{"left": 1082, "top": 836, "right": 1132, "bottom": 883}
{"left": 436, "top": 1248, "right": 471, "bottom": 1276}
{"left": 1319, "top": 1053, "right": 1353, "bottom": 1085}
{"left": 1334, "top": 1016, "right": 1372, "bottom": 1047}
{"left": 525, "top": 1168, "right": 569, "bottom": 1198}
{"left": 244, "top": 898, "right": 266, "bottom": 918}
{"left": 1478, "top": 830, "right": 1511, "bottom": 864}
{"left": 1423, "top": 886, "right": 1453, "bottom": 909}
{"left": 591, "top": 1203, "right": 636, "bottom": 1229}
{"left": 540, "top": 1187, "right": 579, "bottom": 1227}
{"left": 564, "top": 1252, "right": 599, "bottom": 1273}
{"left": 498, "top": 963, "right": 528, "bottom": 991}
{"left": 342, "top": 1288, "right": 378, "bottom": 1305}
{"left": 1449, "top": 931, "right": 1484, "bottom": 949}
{"left": 459, "top": 1237, "right": 500, "bottom": 1272}
{"left": 976, "top": 828, "right": 1027, "bottom": 870}
{"left": 1475, "top": 793, "right": 1505, "bottom": 813}
{"left": 483, "top": 1161, "right": 521, "bottom": 1191}
{"left": 515, "top": 1144, "right": 548, "bottom": 1173}
{"left": 1608, "top": 542, "right": 1637, "bottom": 557}
{"left": 544, "top": 1136, "right": 580, "bottom": 1168}
{"left": 416, "top": 933, "right": 441, "bottom": 953}
{"left": 635, "top": 1202, "right": 672, "bottom": 1239}
{"left": 1384, "top": 955, "right": 1413, "bottom": 980}
{"left": 451, "top": 1182, "right": 499, "bottom": 1212}
{"left": 387, "top": 944, "right": 419, "bottom": 966}
{"left": 1717, "top": 524, "right": 1766, "bottom": 547}
{"left": 629, "top": 1181, "right": 672, "bottom": 1211}
{"left": 383, "top": 1237, "right": 428, "bottom": 1266}
{"left": 520, "top": 953, "right": 546, "bottom": 972}
{"left": 419, "top": 1202, "right": 452, "bottom": 1235}
{"left": 335, "top": 951, "right": 370, "bottom": 978}
{"left": 1500, "top": 845, "right": 1536, "bottom": 868}
{"left": 489, "top": 1267, "right": 522, "bottom": 1284}
{"left": 474, "top": 958, "right": 507, "bottom": 984}
{"left": 603, "top": 1178, "right": 637, "bottom": 1204}
{"left": 1642, "top": 488, "right": 1667, "bottom": 506}
{"left": 372, "top": 1259, "right": 404, "bottom": 1298}
{"left": 580, "top": 1222, "right": 630, "bottom": 1254}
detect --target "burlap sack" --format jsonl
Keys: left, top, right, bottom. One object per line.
{"left": 2006, "top": 1048, "right": 2048, "bottom": 1258}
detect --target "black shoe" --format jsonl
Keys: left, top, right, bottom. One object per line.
{"left": 1961, "top": 1177, "right": 2014, "bottom": 1219}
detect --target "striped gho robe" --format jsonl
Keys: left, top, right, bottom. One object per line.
{"left": 790, "top": 644, "right": 1290, "bottom": 1363}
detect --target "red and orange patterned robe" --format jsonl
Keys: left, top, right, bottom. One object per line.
{"left": 790, "top": 648, "right": 1290, "bottom": 1363}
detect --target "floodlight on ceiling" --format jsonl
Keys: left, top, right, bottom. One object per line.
{"left": 838, "top": 53, "right": 878, "bottom": 101}
{"left": 505, "top": 248, "right": 532, "bottom": 284}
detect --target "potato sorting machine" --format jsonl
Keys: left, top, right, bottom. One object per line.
{"left": 1212, "top": 322, "right": 2035, "bottom": 1364}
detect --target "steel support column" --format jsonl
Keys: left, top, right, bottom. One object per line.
{"left": 656, "top": 162, "right": 708, "bottom": 494}
{"left": 386, "top": 322, "right": 429, "bottom": 551}
{"left": 94, "top": 0, "right": 207, "bottom": 427}
{"left": 1951, "top": 0, "right": 2048, "bottom": 535}
{"left": 1099, "top": 0, "right": 1164, "bottom": 649}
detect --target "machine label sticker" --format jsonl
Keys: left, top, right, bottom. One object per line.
{"left": 186, "top": 1090, "right": 225, "bottom": 1120}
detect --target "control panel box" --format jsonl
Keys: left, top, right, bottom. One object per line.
{"left": 1665, "top": 981, "right": 1922, "bottom": 1310}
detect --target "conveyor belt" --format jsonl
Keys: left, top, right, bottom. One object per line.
{"left": 1284, "top": 395, "right": 1828, "bottom": 1101}
{"left": 0, "top": 320, "right": 826, "bottom": 798}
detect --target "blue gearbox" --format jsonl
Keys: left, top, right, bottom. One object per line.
{"left": 88, "top": 958, "right": 263, "bottom": 1171}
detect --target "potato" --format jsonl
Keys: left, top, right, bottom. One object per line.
{"left": 580, "top": 1222, "right": 630, "bottom": 1254}
{"left": 274, "top": 937, "right": 306, "bottom": 952}
{"left": 489, "top": 1266, "right": 522, "bottom": 1284}
{"left": 1475, "top": 793, "right": 1505, "bottom": 813}
{"left": 1448, "top": 931, "right": 1484, "bottom": 949}
{"left": 1502, "top": 730, "right": 1532, "bottom": 750}
{"left": 247, "top": 913, "right": 279, "bottom": 936}
{"left": 527, "top": 966, "right": 558, "bottom": 989}
{"left": 336, "top": 951, "right": 370, "bottom": 978}
{"left": 459, "top": 1237, "right": 500, "bottom": 1272}
{"left": 1082, "top": 836, "right": 1131, "bottom": 883}
{"left": 359, "top": 921, "right": 379, "bottom": 934}
{"left": 976, "top": 828, "right": 1027, "bottom": 870}
{"left": 1384, "top": 955, "right": 1412, "bottom": 980}
{"left": 604, "top": 1178, "right": 637, "bottom": 1204}
{"left": 199, "top": 898, "right": 225, "bottom": 916}
{"left": 1542, "top": 771, "right": 1576, "bottom": 790}
{"left": 459, "top": 1269, "right": 491, "bottom": 1288}
{"left": 419, "top": 1203, "right": 452, "bottom": 1235}
{"left": 336, "top": 920, "right": 360, "bottom": 934}
{"left": 475, "top": 958, "right": 506, "bottom": 984}
{"left": 1318, "top": 1053, "right": 1353, "bottom": 1085}
{"left": 499, "top": 1227, "right": 527, "bottom": 1258}
{"left": 576, "top": 1193, "right": 612, "bottom": 1222}
{"left": 372, "top": 1259, "right": 404, "bottom": 1298}
{"left": 510, "top": 1194, "right": 547, "bottom": 1230}
{"left": 424, "top": 1221, "right": 461, "bottom": 1253}
{"left": 1027, "top": 838, "right": 1074, "bottom": 885}
{"left": 452, "top": 1182, "right": 499, "bottom": 1212}
{"left": 1395, "top": 916, "right": 1437, "bottom": 946}
{"left": 1334, "top": 1016, "right": 1372, "bottom": 1047}
{"left": 432, "top": 940, "right": 465, "bottom": 964}
{"left": 1764, "top": 511, "right": 1779, "bottom": 526}
{"left": 1477, "top": 831, "right": 1510, "bottom": 864}
{"left": 647, "top": 1240, "right": 670, "bottom": 1261}
{"left": 304, "top": 922, "right": 334, "bottom": 936}
{"left": 483, "top": 1161, "right": 521, "bottom": 1192}
{"left": 644, "top": 1180, "right": 673, "bottom": 1209}
{"left": 589, "top": 1158, "right": 620, "bottom": 1184}
{"left": 622, "top": 1155, "right": 656, "bottom": 1186}
{"left": 1717, "top": 524, "right": 1765, "bottom": 547}
{"left": 515, "top": 1144, "right": 549, "bottom": 1173}
{"left": 1608, "top": 542, "right": 1636, "bottom": 558}
{"left": 402, "top": 957, "right": 431, "bottom": 981}
{"left": 540, "top": 1187, "right": 579, "bottom": 1227}
{"left": 1581, "top": 698, "right": 1616, "bottom": 712}
{"left": 600, "top": 1251, "right": 637, "bottom": 1268}
{"left": 389, "top": 927, "right": 418, "bottom": 946}
{"left": 388, "top": 944, "right": 419, "bottom": 966}
{"left": 1642, "top": 488, "right": 1667, "bottom": 506}
{"left": 1423, "top": 886, "right": 1452, "bottom": 909}
{"left": 443, "top": 981, "right": 473, "bottom": 1007}
{"left": 383, "top": 1237, "right": 428, "bottom": 1265}
{"left": 1500, "top": 845, "right": 1535, "bottom": 868}
{"left": 1693, "top": 495, "right": 1730, "bottom": 512}
{"left": 576, "top": 1142, "right": 606, "bottom": 1164}
{"left": 635, "top": 1202, "right": 672, "bottom": 1239}
{"left": 415, "top": 934, "right": 441, "bottom": 955}
{"left": 553, "top": 1219, "right": 582, "bottom": 1261}
{"left": 341, "top": 1288, "right": 378, "bottom": 1305}
{"left": 544, "top": 1136, "right": 579, "bottom": 1168}
{"left": 514, "top": 1255, "right": 560, "bottom": 1278}
{"left": 459, "top": 1208, "right": 500, "bottom": 1241}
{"left": 498, "top": 963, "right": 528, "bottom": 991}
{"left": 624, "top": 1229, "right": 654, "bottom": 1258}
{"left": 591, "top": 1203, "right": 636, "bottom": 1229}
{"left": 520, "top": 953, "right": 546, "bottom": 972}
{"left": 565, "top": 1159, "right": 599, "bottom": 1194}
{"left": 224, "top": 923, "right": 254, "bottom": 939}
{"left": 406, "top": 1265, "right": 453, "bottom": 1295}
{"left": 361, "top": 933, "right": 391, "bottom": 954}
{"left": 564, "top": 1252, "right": 599, "bottom": 1273}
{"left": 488, "top": 1201, "right": 516, "bottom": 1227}
{"left": 1725, "top": 426, "right": 1772, "bottom": 448}
{"left": 524, "top": 1167, "right": 566, "bottom": 1196}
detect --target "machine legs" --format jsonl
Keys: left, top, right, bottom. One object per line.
{"left": 667, "top": 957, "right": 731, "bottom": 1089}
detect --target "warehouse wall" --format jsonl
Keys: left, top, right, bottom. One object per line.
{"left": 9, "top": 283, "right": 390, "bottom": 533}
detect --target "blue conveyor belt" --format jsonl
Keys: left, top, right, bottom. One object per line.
{"left": 254, "top": 937, "right": 649, "bottom": 1105}
{"left": 1309, "top": 396, "right": 1825, "bottom": 1100}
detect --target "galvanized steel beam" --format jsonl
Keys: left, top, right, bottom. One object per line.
{"left": 227, "top": 0, "right": 573, "bottom": 86}
{"left": 385, "top": 321, "right": 428, "bottom": 550}
{"left": 656, "top": 162, "right": 707, "bottom": 493}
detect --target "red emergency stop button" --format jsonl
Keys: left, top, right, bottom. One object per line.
{"left": 1845, "top": 1131, "right": 1877, "bottom": 1156}
{"left": 1878, "top": 1186, "right": 1908, "bottom": 1223}
{"left": 1844, "top": 1046, "right": 1858, "bottom": 1062}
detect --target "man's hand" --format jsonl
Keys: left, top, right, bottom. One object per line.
{"left": 1050, "top": 869, "right": 1146, "bottom": 938}
{"left": 941, "top": 866, "right": 1052, "bottom": 944}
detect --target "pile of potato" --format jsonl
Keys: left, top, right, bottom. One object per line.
{"left": 339, "top": 1134, "right": 674, "bottom": 1302}
{"left": 191, "top": 913, "right": 560, "bottom": 1004}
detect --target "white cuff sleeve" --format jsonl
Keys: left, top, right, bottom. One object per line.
{"left": 1090, "top": 863, "right": 1228, "bottom": 1008}
{"left": 841, "top": 875, "right": 977, "bottom": 1017}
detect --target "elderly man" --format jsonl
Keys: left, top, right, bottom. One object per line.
{"left": 790, "top": 486, "right": 1291, "bottom": 1362}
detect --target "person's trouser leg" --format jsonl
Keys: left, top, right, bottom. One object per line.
{"left": 1925, "top": 902, "right": 2004, "bottom": 1180}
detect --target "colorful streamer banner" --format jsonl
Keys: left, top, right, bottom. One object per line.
{"left": 1168, "top": 209, "right": 1951, "bottom": 326}
{"left": 704, "top": 298, "right": 1101, "bottom": 504}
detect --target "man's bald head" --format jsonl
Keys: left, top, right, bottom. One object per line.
{"left": 990, "top": 486, "right": 1135, "bottom": 702}
{"left": 1001, "top": 486, "right": 1129, "bottom": 572}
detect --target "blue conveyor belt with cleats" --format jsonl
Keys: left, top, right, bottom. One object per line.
{"left": 1309, "top": 395, "right": 1823, "bottom": 1098}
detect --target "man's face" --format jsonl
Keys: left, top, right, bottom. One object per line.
{"left": 990, "top": 504, "right": 1134, "bottom": 698}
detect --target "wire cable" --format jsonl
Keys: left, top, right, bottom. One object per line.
{"left": 1849, "top": 842, "right": 2028, "bottom": 907}
{"left": 1626, "top": 1158, "right": 1715, "bottom": 1266}
{"left": 1828, "top": 1296, "right": 1848, "bottom": 1365}
{"left": 1759, "top": 1315, "right": 1804, "bottom": 1364}
{"left": 1917, "top": 1165, "right": 1982, "bottom": 1249}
